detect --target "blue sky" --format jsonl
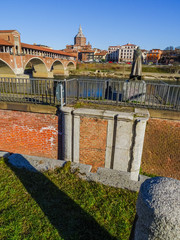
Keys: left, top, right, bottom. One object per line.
{"left": 0, "top": 0, "right": 179, "bottom": 51}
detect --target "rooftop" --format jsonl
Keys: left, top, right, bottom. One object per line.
{"left": 0, "top": 38, "right": 13, "bottom": 46}
{"left": 21, "top": 43, "right": 77, "bottom": 57}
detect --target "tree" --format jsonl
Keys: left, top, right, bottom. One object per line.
{"left": 164, "top": 46, "right": 174, "bottom": 50}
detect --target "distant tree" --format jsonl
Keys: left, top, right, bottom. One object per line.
{"left": 175, "top": 46, "right": 180, "bottom": 49}
{"left": 164, "top": 46, "right": 174, "bottom": 50}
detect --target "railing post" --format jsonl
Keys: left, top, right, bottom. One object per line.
{"left": 77, "top": 79, "right": 79, "bottom": 101}
{"left": 64, "top": 79, "right": 67, "bottom": 105}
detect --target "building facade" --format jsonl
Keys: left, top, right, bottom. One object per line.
{"left": 107, "top": 43, "right": 138, "bottom": 62}
{"left": 107, "top": 46, "right": 120, "bottom": 62}
{"left": 94, "top": 50, "right": 108, "bottom": 62}
{"left": 118, "top": 43, "right": 138, "bottom": 62}
{"left": 147, "top": 49, "right": 162, "bottom": 64}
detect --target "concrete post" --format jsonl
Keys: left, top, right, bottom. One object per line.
{"left": 61, "top": 107, "right": 73, "bottom": 161}
{"left": 134, "top": 177, "right": 180, "bottom": 240}
{"left": 72, "top": 112, "right": 80, "bottom": 163}
{"left": 113, "top": 110, "right": 149, "bottom": 181}
{"left": 130, "top": 108, "right": 149, "bottom": 181}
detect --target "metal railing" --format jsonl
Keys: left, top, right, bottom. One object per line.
{"left": 67, "top": 78, "right": 180, "bottom": 111}
{"left": 0, "top": 77, "right": 179, "bottom": 111}
{"left": 0, "top": 77, "right": 65, "bottom": 105}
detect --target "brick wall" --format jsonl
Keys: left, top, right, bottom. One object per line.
{"left": 141, "top": 118, "right": 180, "bottom": 180}
{"left": 79, "top": 116, "right": 108, "bottom": 172}
{"left": 0, "top": 110, "right": 59, "bottom": 159}
{"left": 1, "top": 107, "right": 179, "bottom": 180}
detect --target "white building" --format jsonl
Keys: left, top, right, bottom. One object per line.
{"left": 118, "top": 43, "right": 138, "bottom": 62}
{"left": 107, "top": 43, "right": 138, "bottom": 62}
{"left": 107, "top": 46, "right": 120, "bottom": 62}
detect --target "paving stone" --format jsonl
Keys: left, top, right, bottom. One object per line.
{"left": 8, "top": 154, "right": 66, "bottom": 172}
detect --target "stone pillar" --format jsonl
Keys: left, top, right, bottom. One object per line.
{"left": 64, "top": 67, "right": 69, "bottom": 76}
{"left": 113, "top": 110, "right": 149, "bottom": 181}
{"left": 134, "top": 177, "right": 180, "bottom": 240}
{"left": 47, "top": 71, "right": 53, "bottom": 78}
{"left": 130, "top": 108, "right": 149, "bottom": 181}
{"left": 61, "top": 107, "right": 73, "bottom": 161}
{"left": 72, "top": 112, "right": 80, "bottom": 163}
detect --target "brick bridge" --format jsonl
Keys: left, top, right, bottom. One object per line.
{"left": 0, "top": 30, "right": 77, "bottom": 78}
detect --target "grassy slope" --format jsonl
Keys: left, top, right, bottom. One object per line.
{"left": 0, "top": 158, "right": 137, "bottom": 240}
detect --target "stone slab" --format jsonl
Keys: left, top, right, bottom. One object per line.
{"left": 7, "top": 153, "right": 149, "bottom": 192}
{"left": 8, "top": 154, "right": 66, "bottom": 172}
{"left": 0, "top": 151, "right": 10, "bottom": 158}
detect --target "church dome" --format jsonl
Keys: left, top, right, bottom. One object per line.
{"left": 75, "top": 25, "right": 85, "bottom": 38}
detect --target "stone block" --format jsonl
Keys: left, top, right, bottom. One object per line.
{"left": 0, "top": 151, "right": 10, "bottom": 158}
{"left": 8, "top": 154, "right": 66, "bottom": 172}
{"left": 135, "top": 177, "right": 180, "bottom": 240}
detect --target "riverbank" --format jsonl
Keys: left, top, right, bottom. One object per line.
{"left": 70, "top": 70, "right": 180, "bottom": 82}
{"left": 70, "top": 63, "right": 180, "bottom": 82}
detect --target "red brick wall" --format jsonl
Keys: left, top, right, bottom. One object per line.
{"left": 79, "top": 116, "right": 108, "bottom": 172}
{"left": 0, "top": 110, "right": 59, "bottom": 159}
{"left": 141, "top": 118, "right": 180, "bottom": 180}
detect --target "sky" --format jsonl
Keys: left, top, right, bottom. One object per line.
{"left": 0, "top": 0, "right": 180, "bottom": 51}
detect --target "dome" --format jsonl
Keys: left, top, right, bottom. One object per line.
{"left": 75, "top": 25, "right": 85, "bottom": 38}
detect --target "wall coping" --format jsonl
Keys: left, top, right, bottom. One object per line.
{"left": 73, "top": 108, "right": 120, "bottom": 120}
{"left": 0, "top": 102, "right": 57, "bottom": 115}
{"left": 73, "top": 107, "right": 149, "bottom": 122}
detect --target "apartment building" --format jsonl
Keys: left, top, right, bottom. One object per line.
{"left": 118, "top": 43, "right": 138, "bottom": 62}
{"left": 107, "top": 43, "right": 138, "bottom": 62}
{"left": 107, "top": 46, "right": 120, "bottom": 62}
{"left": 147, "top": 49, "right": 162, "bottom": 64}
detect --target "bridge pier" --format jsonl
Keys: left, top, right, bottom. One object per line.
{"left": 64, "top": 69, "right": 69, "bottom": 76}
{"left": 47, "top": 71, "right": 53, "bottom": 78}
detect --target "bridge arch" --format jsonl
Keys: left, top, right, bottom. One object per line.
{"left": 50, "top": 60, "right": 64, "bottom": 76}
{"left": 66, "top": 61, "right": 76, "bottom": 71}
{"left": 24, "top": 57, "right": 48, "bottom": 78}
{"left": 0, "top": 58, "right": 16, "bottom": 76}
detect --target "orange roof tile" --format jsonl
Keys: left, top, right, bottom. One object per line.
{"left": 79, "top": 50, "right": 95, "bottom": 53}
{"left": 122, "top": 43, "right": 136, "bottom": 46}
{"left": 95, "top": 51, "right": 107, "bottom": 56}
{"left": 0, "top": 30, "right": 17, "bottom": 33}
{"left": 0, "top": 38, "right": 13, "bottom": 46}
{"left": 109, "top": 46, "right": 120, "bottom": 47}
{"left": 21, "top": 43, "right": 77, "bottom": 58}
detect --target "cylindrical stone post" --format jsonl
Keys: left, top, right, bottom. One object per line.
{"left": 134, "top": 177, "right": 180, "bottom": 240}
{"left": 61, "top": 107, "right": 73, "bottom": 161}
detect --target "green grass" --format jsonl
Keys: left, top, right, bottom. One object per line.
{"left": 0, "top": 157, "right": 138, "bottom": 240}
{"left": 139, "top": 167, "right": 158, "bottom": 178}
{"left": 76, "top": 62, "right": 180, "bottom": 74}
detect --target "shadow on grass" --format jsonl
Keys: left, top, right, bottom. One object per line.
{"left": 6, "top": 155, "right": 117, "bottom": 240}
